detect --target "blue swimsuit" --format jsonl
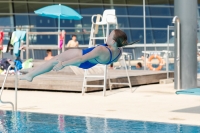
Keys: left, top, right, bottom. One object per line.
{"left": 79, "top": 44, "right": 121, "bottom": 69}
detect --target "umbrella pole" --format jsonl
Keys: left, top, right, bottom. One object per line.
{"left": 58, "top": 16, "right": 60, "bottom": 32}
{"left": 58, "top": 17, "right": 60, "bottom": 54}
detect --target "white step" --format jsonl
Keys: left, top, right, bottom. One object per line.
{"left": 83, "top": 85, "right": 104, "bottom": 88}
{"left": 110, "top": 83, "right": 130, "bottom": 85}
{"left": 85, "top": 75, "right": 105, "bottom": 78}
{"left": 90, "top": 37, "right": 106, "bottom": 40}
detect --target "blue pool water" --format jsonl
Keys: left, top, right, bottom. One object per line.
{"left": 0, "top": 111, "right": 200, "bottom": 133}
{"left": 132, "top": 62, "right": 200, "bottom": 73}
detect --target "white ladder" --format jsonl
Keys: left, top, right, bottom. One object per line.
{"left": 82, "top": 65, "right": 108, "bottom": 96}
{"left": 0, "top": 64, "right": 18, "bottom": 111}
{"left": 108, "top": 53, "right": 132, "bottom": 91}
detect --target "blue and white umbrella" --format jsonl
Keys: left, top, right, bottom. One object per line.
{"left": 34, "top": 4, "right": 82, "bottom": 31}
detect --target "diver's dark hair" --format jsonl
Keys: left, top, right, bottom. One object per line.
{"left": 112, "top": 29, "right": 140, "bottom": 47}
{"left": 112, "top": 29, "right": 128, "bottom": 47}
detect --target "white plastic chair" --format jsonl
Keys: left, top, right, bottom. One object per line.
{"left": 91, "top": 9, "right": 118, "bottom": 40}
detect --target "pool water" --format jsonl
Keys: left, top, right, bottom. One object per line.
{"left": 132, "top": 62, "right": 200, "bottom": 73}
{"left": 131, "top": 64, "right": 174, "bottom": 71}
{"left": 0, "top": 111, "right": 200, "bottom": 133}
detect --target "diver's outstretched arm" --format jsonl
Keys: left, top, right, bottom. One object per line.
{"left": 20, "top": 49, "right": 82, "bottom": 82}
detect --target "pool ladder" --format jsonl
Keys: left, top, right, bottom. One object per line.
{"left": 0, "top": 64, "right": 18, "bottom": 111}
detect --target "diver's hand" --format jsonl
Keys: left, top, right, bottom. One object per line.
{"left": 53, "top": 61, "right": 64, "bottom": 71}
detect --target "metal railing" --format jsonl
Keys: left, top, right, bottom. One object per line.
{"left": 167, "top": 26, "right": 174, "bottom": 79}
{"left": 172, "top": 16, "right": 181, "bottom": 90}
{"left": 0, "top": 65, "right": 18, "bottom": 111}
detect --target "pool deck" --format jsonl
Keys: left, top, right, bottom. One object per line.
{"left": 0, "top": 61, "right": 174, "bottom": 92}
{"left": 1, "top": 83, "right": 200, "bottom": 126}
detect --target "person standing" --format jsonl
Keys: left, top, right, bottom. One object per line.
{"left": 59, "top": 30, "right": 66, "bottom": 49}
{"left": 0, "top": 30, "right": 4, "bottom": 51}
{"left": 44, "top": 49, "right": 54, "bottom": 61}
{"left": 66, "top": 35, "right": 79, "bottom": 48}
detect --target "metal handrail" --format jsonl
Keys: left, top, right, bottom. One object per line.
{"left": 167, "top": 26, "right": 174, "bottom": 79}
{"left": 0, "top": 65, "right": 18, "bottom": 111}
{"left": 172, "top": 16, "right": 181, "bottom": 90}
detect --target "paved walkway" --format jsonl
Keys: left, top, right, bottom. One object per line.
{"left": 1, "top": 83, "right": 200, "bottom": 126}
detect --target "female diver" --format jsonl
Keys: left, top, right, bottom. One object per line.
{"left": 20, "top": 29, "right": 131, "bottom": 82}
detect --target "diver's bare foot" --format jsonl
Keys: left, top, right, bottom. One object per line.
{"left": 19, "top": 68, "right": 33, "bottom": 74}
{"left": 19, "top": 75, "right": 33, "bottom": 82}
